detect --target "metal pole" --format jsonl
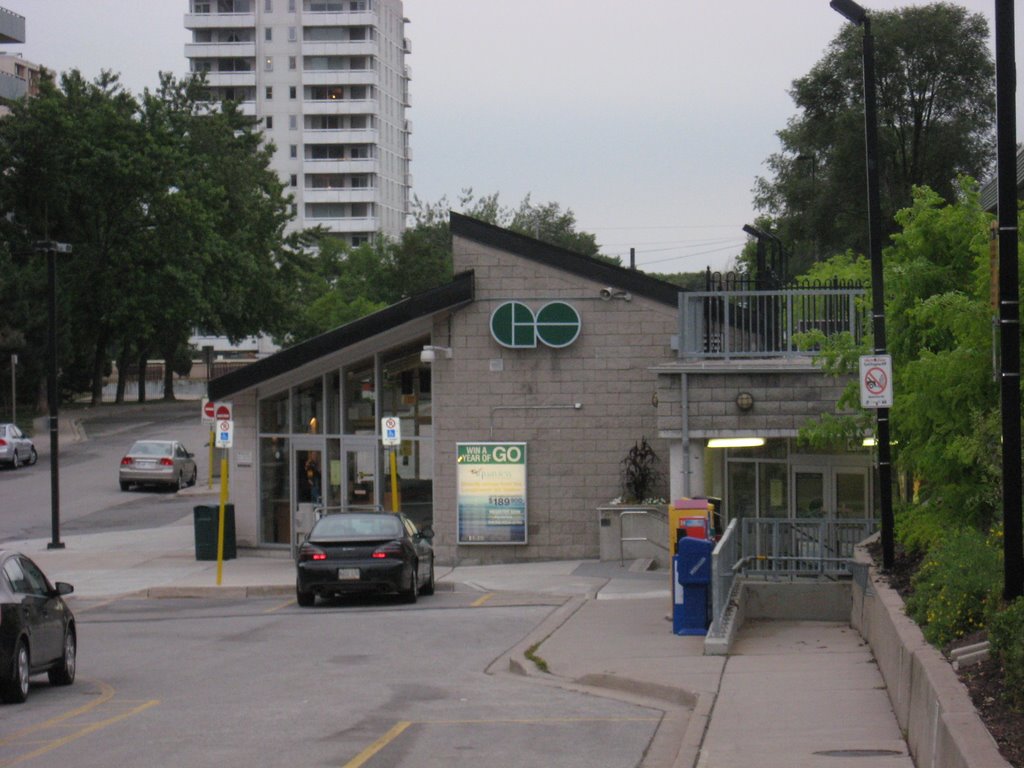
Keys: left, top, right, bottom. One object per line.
{"left": 9, "top": 353, "right": 15, "bottom": 424}
{"left": 46, "top": 247, "right": 64, "bottom": 550}
{"left": 860, "top": 16, "right": 895, "bottom": 570}
{"left": 995, "top": 0, "right": 1023, "bottom": 601}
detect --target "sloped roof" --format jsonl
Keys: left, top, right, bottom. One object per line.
{"left": 207, "top": 270, "right": 474, "bottom": 400}
{"left": 449, "top": 212, "right": 682, "bottom": 307}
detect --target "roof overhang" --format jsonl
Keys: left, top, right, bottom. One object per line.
{"left": 208, "top": 271, "right": 474, "bottom": 400}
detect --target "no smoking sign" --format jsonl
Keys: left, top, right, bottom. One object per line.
{"left": 859, "top": 355, "right": 893, "bottom": 408}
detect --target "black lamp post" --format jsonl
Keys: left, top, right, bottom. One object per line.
{"left": 830, "top": 0, "right": 895, "bottom": 569}
{"left": 34, "top": 240, "right": 71, "bottom": 551}
{"left": 994, "top": 0, "right": 1023, "bottom": 601}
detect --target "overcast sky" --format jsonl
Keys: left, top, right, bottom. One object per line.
{"left": 3, "top": 0, "right": 1021, "bottom": 271}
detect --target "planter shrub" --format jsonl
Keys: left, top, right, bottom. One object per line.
{"left": 905, "top": 528, "right": 1002, "bottom": 647}
{"left": 988, "top": 596, "right": 1024, "bottom": 712}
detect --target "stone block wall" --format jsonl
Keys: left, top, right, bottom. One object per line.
{"left": 429, "top": 237, "right": 679, "bottom": 564}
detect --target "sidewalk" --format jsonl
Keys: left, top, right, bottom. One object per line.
{"left": 6, "top": 516, "right": 914, "bottom": 768}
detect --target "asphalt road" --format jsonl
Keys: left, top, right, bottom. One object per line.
{"left": 2, "top": 403, "right": 666, "bottom": 767}
{"left": 0, "top": 400, "right": 210, "bottom": 543}
{"left": 1, "top": 594, "right": 662, "bottom": 768}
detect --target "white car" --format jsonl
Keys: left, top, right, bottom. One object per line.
{"left": 0, "top": 424, "right": 37, "bottom": 469}
{"left": 119, "top": 440, "right": 197, "bottom": 491}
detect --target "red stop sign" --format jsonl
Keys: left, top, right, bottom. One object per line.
{"left": 215, "top": 403, "right": 232, "bottom": 421}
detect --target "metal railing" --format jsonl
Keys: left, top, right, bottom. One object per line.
{"left": 710, "top": 519, "right": 739, "bottom": 636}
{"left": 678, "top": 287, "right": 865, "bottom": 359}
{"left": 738, "top": 517, "right": 877, "bottom": 577}
{"left": 615, "top": 507, "right": 670, "bottom": 566}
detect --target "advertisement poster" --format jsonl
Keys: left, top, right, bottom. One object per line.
{"left": 456, "top": 442, "right": 527, "bottom": 544}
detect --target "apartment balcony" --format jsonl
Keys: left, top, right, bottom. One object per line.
{"left": 0, "top": 70, "right": 26, "bottom": 100}
{"left": 302, "top": 188, "right": 377, "bottom": 205}
{"left": 303, "top": 216, "right": 379, "bottom": 234}
{"left": 302, "top": 158, "right": 380, "bottom": 174}
{"left": 303, "top": 128, "right": 379, "bottom": 144}
{"left": 0, "top": 7, "right": 25, "bottom": 44}
{"left": 303, "top": 70, "right": 378, "bottom": 87}
{"left": 304, "top": 98, "right": 377, "bottom": 115}
{"left": 185, "top": 42, "right": 257, "bottom": 60}
{"left": 301, "top": 41, "right": 377, "bottom": 57}
{"left": 202, "top": 71, "right": 257, "bottom": 88}
{"left": 303, "top": 12, "right": 377, "bottom": 27}
{"left": 184, "top": 12, "right": 256, "bottom": 30}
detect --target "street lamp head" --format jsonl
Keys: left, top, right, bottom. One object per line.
{"left": 830, "top": 0, "right": 867, "bottom": 25}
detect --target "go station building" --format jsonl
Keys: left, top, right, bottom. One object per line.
{"left": 207, "top": 213, "right": 876, "bottom": 565}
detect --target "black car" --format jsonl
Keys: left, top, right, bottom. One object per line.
{"left": 0, "top": 551, "right": 76, "bottom": 703}
{"left": 296, "top": 512, "right": 435, "bottom": 607}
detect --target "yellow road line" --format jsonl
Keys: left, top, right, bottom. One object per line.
{"left": 470, "top": 592, "right": 494, "bottom": 607}
{"left": 263, "top": 598, "right": 296, "bottom": 613}
{"left": 342, "top": 721, "right": 411, "bottom": 768}
{"left": 0, "top": 680, "right": 115, "bottom": 745}
{"left": 0, "top": 700, "right": 158, "bottom": 767}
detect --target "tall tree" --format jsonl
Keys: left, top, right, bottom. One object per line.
{"left": 0, "top": 71, "right": 295, "bottom": 404}
{"left": 753, "top": 2, "right": 995, "bottom": 273}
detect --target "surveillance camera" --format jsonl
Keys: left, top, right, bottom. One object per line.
{"left": 600, "top": 287, "right": 613, "bottom": 300}
{"left": 420, "top": 348, "right": 436, "bottom": 364}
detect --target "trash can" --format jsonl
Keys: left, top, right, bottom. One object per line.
{"left": 193, "top": 504, "right": 236, "bottom": 561}
{"left": 673, "top": 536, "right": 713, "bottom": 636}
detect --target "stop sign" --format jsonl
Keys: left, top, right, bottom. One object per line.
{"left": 215, "top": 402, "right": 232, "bottom": 421}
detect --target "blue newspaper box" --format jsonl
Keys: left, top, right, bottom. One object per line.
{"left": 673, "top": 536, "right": 713, "bottom": 636}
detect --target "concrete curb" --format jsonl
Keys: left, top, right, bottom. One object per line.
{"left": 485, "top": 594, "right": 705, "bottom": 768}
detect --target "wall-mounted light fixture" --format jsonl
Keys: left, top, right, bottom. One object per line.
{"left": 707, "top": 437, "right": 765, "bottom": 449}
{"left": 420, "top": 345, "right": 452, "bottom": 364}
{"left": 599, "top": 286, "right": 632, "bottom": 302}
{"left": 735, "top": 392, "right": 754, "bottom": 411}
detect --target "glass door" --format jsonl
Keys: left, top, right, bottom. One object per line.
{"left": 791, "top": 465, "right": 870, "bottom": 519}
{"left": 292, "top": 437, "right": 325, "bottom": 554}
{"left": 343, "top": 437, "right": 379, "bottom": 511}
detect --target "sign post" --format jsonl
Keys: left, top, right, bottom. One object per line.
{"left": 382, "top": 417, "right": 401, "bottom": 513}
{"left": 212, "top": 416, "right": 234, "bottom": 587}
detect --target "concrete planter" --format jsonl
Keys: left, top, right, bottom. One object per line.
{"left": 850, "top": 542, "right": 1010, "bottom": 768}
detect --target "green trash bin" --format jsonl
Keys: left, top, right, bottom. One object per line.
{"left": 193, "top": 504, "right": 236, "bottom": 561}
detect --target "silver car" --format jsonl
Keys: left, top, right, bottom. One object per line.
{"left": 0, "top": 424, "right": 36, "bottom": 469}
{"left": 119, "top": 440, "right": 197, "bottom": 491}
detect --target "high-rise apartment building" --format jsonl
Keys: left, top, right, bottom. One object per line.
{"left": 184, "top": 0, "right": 412, "bottom": 246}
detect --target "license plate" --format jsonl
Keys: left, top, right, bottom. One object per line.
{"left": 337, "top": 568, "right": 360, "bottom": 580}
{"left": 137, "top": 460, "right": 156, "bottom": 468}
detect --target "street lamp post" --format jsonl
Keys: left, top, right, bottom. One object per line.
{"left": 994, "top": 0, "right": 1023, "bottom": 601}
{"left": 34, "top": 240, "right": 72, "bottom": 551}
{"left": 830, "top": 0, "right": 895, "bottom": 569}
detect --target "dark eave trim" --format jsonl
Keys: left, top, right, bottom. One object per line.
{"left": 208, "top": 271, "right": 475, "bottom": 400}
{"left": 449, "top": 212, "right": 682, "bottom": 307}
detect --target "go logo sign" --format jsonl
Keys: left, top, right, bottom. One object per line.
{"left": 490, "top": 301, "right": 581, "bottom": 349}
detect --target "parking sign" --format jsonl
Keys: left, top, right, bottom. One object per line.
{"left": 381, "top": 417, "right": 401, "bottom": 446}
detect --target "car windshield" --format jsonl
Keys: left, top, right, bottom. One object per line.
{"left": 130, "top": 442, "right": 173, "bottom": 457}
{"left": 311, "top": 514, "right": 403, "bottom": 540}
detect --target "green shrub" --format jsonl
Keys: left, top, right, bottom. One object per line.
{"left": 895, "top": 501, "right": 965, "bottom": 555}
{"left": 904, "top": 528, "right": 1002, "bottom": 646}
{"left": 988, "top": 597, "right": 1024, "bottom": 712}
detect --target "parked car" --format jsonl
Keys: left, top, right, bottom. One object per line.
{"left": 0, "top": 423, "right": 36, "bottom": 469}
{"left": 296, "top": 512, "right": 435, "bottom": 607}
{"left": 119, "top": 440, "right": 197, "bottom": 491}
{"left": 0, "top": 550, "right": 76, "bottom": 704}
